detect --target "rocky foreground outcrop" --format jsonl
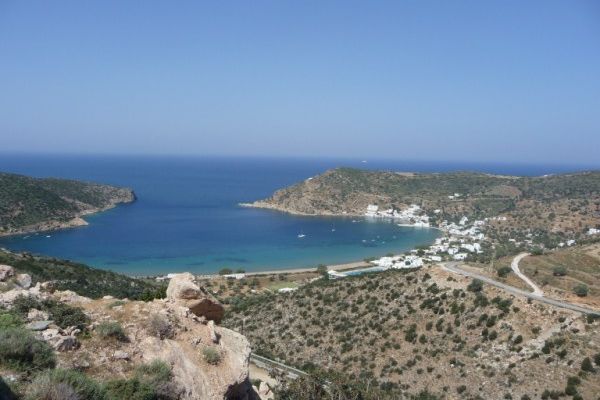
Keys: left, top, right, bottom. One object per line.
{"left": 167, "top": 272, "right": 225, "bottom": 323}
{"left": 0, "top": 269, "right": 257, "bottom": 400}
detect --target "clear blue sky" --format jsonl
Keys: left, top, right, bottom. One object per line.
{"left": 1, "top": 1, "right": 599, "bottom": 164}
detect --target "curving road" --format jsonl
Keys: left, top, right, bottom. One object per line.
{"left": 441, "top": 262, "right": 600, "bottom": 316}
{"left": 511, "top": 252, "right": 544, "bottom": 296}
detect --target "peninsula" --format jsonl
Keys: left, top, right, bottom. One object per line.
{"left": 0, "top": 172, "right": 135, "bottom": 237}
{"left": 247, "top": 168, "right": 600, "bottom": 261}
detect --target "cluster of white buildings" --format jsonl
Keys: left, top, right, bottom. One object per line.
{"left": 364, "top": 204, "right": 431, "bottom": 227}
{"left": 370, "top": 253, "right": 425, "bottom": 269}
{"left": 588, "top": 228, "right": 600, "bottom": 236}
{"left": 440, "top": 217, "right": 486, "bottom": 241}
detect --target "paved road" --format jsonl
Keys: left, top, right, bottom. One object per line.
{"left": 511, "top": 252, "right": 544, "bottom": 296}
{"left": 441, "top": 262, "right": 600, "bottom": 316}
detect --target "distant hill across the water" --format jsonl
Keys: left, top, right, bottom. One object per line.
{"left": 249, "top": 168, "right": 600, "bottom": 251}
{"left": 0, "top": 172, "right": 135, "bottom": 237}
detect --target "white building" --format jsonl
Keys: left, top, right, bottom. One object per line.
{"left": 453, "top": 253, "right": 468, "bottom": 261}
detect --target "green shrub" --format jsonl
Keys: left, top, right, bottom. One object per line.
{"left": 145, "top": 314, "right": 174, "bottom": 340}
{"left": 96, "top": 321, "right": 128, "bottom": 342}
{"left": 134, "top": 360, "right": 172, "bottom": 386}
{"left": 0, "top": 312, "right": 23, "bottom": 328}
{"left": 467, "top": 279, "right": 483, "bottom": 292}
{"left": 552, "top": 266, "right": 567, "bottom": 276}
{"left": 11, "top": 295, "right": 89, "bottom": 329}
{"left": 573, "top": 284, "right": 589, "bottom": 297}
{"left": 0, "top": 327, "right": 56, "bottom": 371}
{"left": 25, "top": 369, "right": 105, "bottom": 400}
{"left": 47, "top": 301, "right": 89, "bottom": 329}
{"left": 496, "top": 266, "right": 512, "bottom": 278}
{"left": 202, "top": 347, "right": 221, "bottom": 365}
{"left": 581, "top": 357, "right": 595, "bottom": 372}
{"left": 105, "top": 360, "right": 175, "bottom": 400}
{"left": 219, "top": 268, "right": 233, "bottom": 275}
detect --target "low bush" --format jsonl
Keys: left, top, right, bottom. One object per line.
{"left": 581, "top": 357, "right": 595, "bottom": 373}
{"left": 11, "top": 295, "right": 89, "bottom": 329}
{"left": 496, "top": 266, "right": 512, "bottom": 278}
{"left": 96, "top": 321, "right": 128, "bottom": 342}
{"left": 0, "top": 326, "right": 56, "bottom": 371}
{"left": 202, "top": 347, "right": 222, "bottom": 365}
{"left": 573, "top": 284, "right": 589, "bottom": 297}
{"left": 0, "top": 311, "right": 23, "bottom": 328}
{"left": 25, "top": 369, "right": 105, "bottom": 400}
{"left": 552, "top": 266, "right": 567, "bottom": 276}
{"left": 146, "top": 314, "right": 174, "bottom": 340}
{"left": 467, "top": 279, "right": 483, "bottom": 292}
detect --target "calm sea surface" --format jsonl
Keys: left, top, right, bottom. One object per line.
{"left": 0, "top": 155, "right": 590, "bottom": 275}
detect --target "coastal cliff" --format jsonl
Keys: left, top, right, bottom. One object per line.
{"left": 0, "top": 172, "right": 135, "bottom": 237}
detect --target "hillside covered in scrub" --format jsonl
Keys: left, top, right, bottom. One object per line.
{"left": 249, "top": 168, "right": 599, "bottom": 244}
{"left": 223, "top": 267, "right": 600, "bottom": 399}
{"left": 0, "top": 172, "right": 135, "bottom": 237}
{"left": 0, "top": 250, "right": 165, "bottom": 301}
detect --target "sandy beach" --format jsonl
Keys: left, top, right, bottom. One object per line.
{"left": 244, "top": 260, "right": 368, "bottom": 276}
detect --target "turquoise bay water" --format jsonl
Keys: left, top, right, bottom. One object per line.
{"left": 0, "top": 155, "right": 581, "bottom": 275}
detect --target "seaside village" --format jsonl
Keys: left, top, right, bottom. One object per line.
{"left": 328, "top": 202, "right": 487, "bottom": 279}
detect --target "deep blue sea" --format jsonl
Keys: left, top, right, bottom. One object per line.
{"left": 0, "top": 154, "right": 593, "bottom": 275}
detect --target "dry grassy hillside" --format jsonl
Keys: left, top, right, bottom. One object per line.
{"left": 224, "top": 267, "right": 600, "bottom": 399}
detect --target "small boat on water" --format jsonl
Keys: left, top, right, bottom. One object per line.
{"left": 297, "top": 230, "right": 306, "bottom": 238}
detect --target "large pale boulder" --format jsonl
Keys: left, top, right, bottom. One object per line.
{"left": 167, "top": 273, "right": 224, "bottom": 323}
{"left": 167, "top": 273, "right": 202, "bottom": 299}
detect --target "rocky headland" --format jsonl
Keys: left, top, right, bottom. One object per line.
{"left": 0, "top": 172, "right": 136, "bottom": 237}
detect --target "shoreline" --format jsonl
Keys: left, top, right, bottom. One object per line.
{"left": 0, "top": 198, "right": 136, "bottom": 238}
{"left": 243, "top": 260, "right": 369, "bottom": 276}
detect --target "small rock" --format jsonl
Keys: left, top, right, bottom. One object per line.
{"left": 27, "top": 308, "right": 50, "bottom": 321}
{"left": 208, "top": 320, "right": 219, "bottom": 344}
{"left": 73, "top": 359, "right": 91, "bottom": 370}
{"left": 26, "top": 320, "right": 54, "bottom": 331}
{"left": 40, "top": 281, "right": 56, "bottom": 293}
{"left": 103, "top": 295, "right": 114, "bottom": 300}
{"left": 0, "top": 265, "right": 15, "bottom": 281}
{"left": 63, "top": 326, "right": 81, "bottom": 336}
{"left": 54, "top": 290, "right": 91, "bottom": 304}
{"left": 41, "top": 328, "right": 61, "bottom": 340}
{"left": 15, "top": 273, "right": 32, "bottom": 289}
{"left": 113, "top": 350, "right": 130, "bottom": 360}
{"left": 51, "top": 335, "right": 80, "bottom": 352}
